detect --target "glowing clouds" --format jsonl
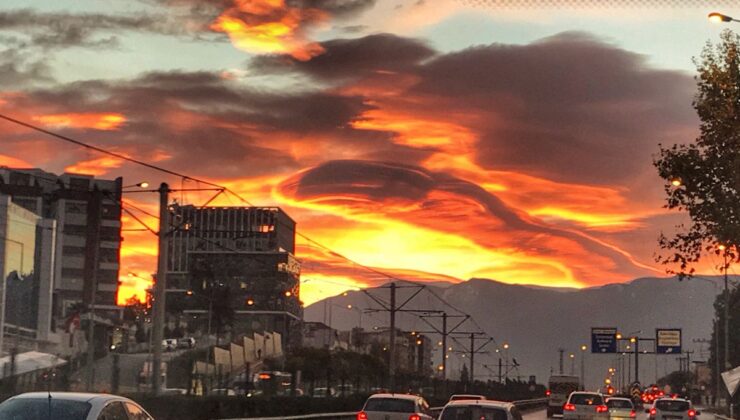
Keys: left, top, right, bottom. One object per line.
{"left": 34, "top": 113, "right": 126, "bottom": 131}
{"left": 210, "top": 0, "right": 326, "bottom": 60}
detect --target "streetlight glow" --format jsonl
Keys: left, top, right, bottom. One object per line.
{"left": 503, "top": 343, "right": 509, "bottom": 349}
{"left": 709, "top": 12, "right": 735, "bottom": 23}
{"left": 670, "top": 178, "right": 682, "bottom": 187}
{"left": 581, "top": 345, "right": 587, "bottom": 351}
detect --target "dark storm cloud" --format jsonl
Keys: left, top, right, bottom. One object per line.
{"left": 410, "top": 32, "right": 696, "bottom": 184}
{"left": 7, "top": 70, "right": 433, "bottom": 178}
{"left": 255, "top": 31, "right": 696, "bottom": 186}
{"left": 299, "top": 0, "right": 377, "bottom": 16}
{"left": 250, "top": 33, "right": 435, "bottom": 80}
{"left": 0, "top": 9, "right": 186, "bottom": 49}
{"left": 0, "top": 49, "right": 53, "bottom": 87}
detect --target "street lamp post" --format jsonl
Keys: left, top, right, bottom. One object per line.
{"left": 570, "top": 353, "right": 576, "bottom": 375}
{"left": 580, "top": 345, "right": 587, "bottom": 389}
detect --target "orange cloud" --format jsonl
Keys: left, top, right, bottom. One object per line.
{"left": 211, "top": 0, "right": 326, "bottom": 61}
{"left": 65, "top": 155, "right": 127, "bottom": 176}
{"left": 0, "top": 154, "right": 31, "bottom": 167}
{"left": 34, "top": 113, "right": 126, "bottom": 131}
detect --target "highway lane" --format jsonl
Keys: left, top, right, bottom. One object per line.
{"left": 531, "top": 410, "right": 724, "bottom": 420}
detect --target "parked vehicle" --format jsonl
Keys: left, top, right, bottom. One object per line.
{"left": 0, "top": 392, "right": 154, "bottom": 420}
{"left": 547, "top": 375, "right": 581, "bottom": 417}
{"left": 439, "top": 399, "right": 525, "bottom": 420}
{"left": 563, "top": 392, "right": 609, "bottom": 420}
{"left": 177, "top": 337, "right": 196, "bottom": 349}
{"left": 357, "top": 393, "right": 434, "bottom": 420}
{"left": 646, "top": 397, "right": 699, "bottom": 420}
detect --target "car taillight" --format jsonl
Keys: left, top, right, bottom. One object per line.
{"left": 688, "top": 410, "right": 696, "bottom": 417}
{"left": 357, "top": 412, "right": 368, "bottom": 420}
{"left": 596, "top": 405, "right": 608, "bottom": 413}
{"left": 564, "top": 404, "right": 576, "bottom": 411}
{"left": 546, "top": 390, "right": 551, "bottom": 396}
{"left": 630, "top": 410, "right": 636, "bottom": 418}
{"left": 650, "top": 408, "right": 657, "bottom": 416}
{"left": 409, "top": 414, "right": 421, "bottom": 420}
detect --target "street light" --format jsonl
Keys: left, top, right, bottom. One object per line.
{"left": 709, "top": 12, "right": 738, "bottom": 23}
{"left": 122, "top": 182, "right": 150, "bottom": 189}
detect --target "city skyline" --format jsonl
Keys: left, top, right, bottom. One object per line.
{"left": 1, "top": 0, "right": 738, "bottom": 305}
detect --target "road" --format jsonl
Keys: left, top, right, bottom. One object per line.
{"left": 530, "top": 410, "right": 725, "bottom": 420}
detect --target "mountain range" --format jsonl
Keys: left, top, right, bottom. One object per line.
{"left": 305, "top": 276, "right": 727, "bottom": 389}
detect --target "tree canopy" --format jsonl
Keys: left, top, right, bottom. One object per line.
{"left": 654, "top": 30, "right": 740, "bottom": 276}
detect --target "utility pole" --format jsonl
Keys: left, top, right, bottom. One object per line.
{"left": 363, "top": 282, "right": 426, "bottom": 391}
{"left": 498, "top": 358, "right": 503, "bottom": 383}
{"left": 389, "top": 282, "right": 396, "bottom": 390}
{"left": 452, "top": 332, "right": 491, "bottom": 385}
{"left": 634, "top": 338, "right": 639, "bottom": 384}
{"left": 559, "top": 348, "right": 565, "bottom": 374}
{"left": 85, "top": 189, "right": 103, "bottom": 391}
{"left": 151, "top": 183, "right": 170, "bottom": 395}
{"left": 417, "top": 312, "right": 469, "bottom": 380}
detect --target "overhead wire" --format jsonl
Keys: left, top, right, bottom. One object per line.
{"left": 1, "top": 112, "right": 503, "bottom": 351}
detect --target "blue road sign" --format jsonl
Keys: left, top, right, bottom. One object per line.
{"left": 656, "top": 329, "right": 682, "bottom": 354}
{"left": 592, "top": 327, "right": 618, "bottom": 353}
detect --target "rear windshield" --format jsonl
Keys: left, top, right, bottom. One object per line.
{"left": 655, "top": 400, "right": 690, "bottom": 412}
{"left": 451, "top": 395, "right": 484, "bottom": 401}
{"left": 0, "top": 398, "right": 92, "bottom": 420}
{"left": 569, "top": 394, "right": 604, "bottom": 405}
{"left": 365, "top": 398, "right": 416, "bottom": 413}
{"left": 550, "top": 382, "right": 579, "bottom": 395}
{"left": 441, "top": 406, "right": 508, "bottom": 420}
{"left": 607, "top": 400, "right": 633, "bottom": 409}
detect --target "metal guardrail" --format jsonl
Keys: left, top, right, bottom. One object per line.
{"left": 222, "top": 397, "right": 548, "bottom": 420}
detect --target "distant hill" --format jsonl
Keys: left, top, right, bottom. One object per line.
{"left": 305, "top": 276, "right": 725, "bottom": 389}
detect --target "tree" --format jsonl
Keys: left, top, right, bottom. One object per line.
{"left": 654, "top": 30, "right": 740, "bottom": 277}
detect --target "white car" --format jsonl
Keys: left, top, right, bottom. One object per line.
{"left": 439, "top": 399, "right": 525, "bottom": 420}
{"left": 647, "top": 397, "right": 700, "bottom": 420}
{"left": 0, "top": 392, "right": 154, "bottom": 420}
{"left": 448, "top": 394, "right": 487, "bottom": 402}
{"left": 563, "top": 392, "right": 609, "bottom": 420}
{"left": 358, "top": 393, "right": 434, "bottom": 420}
{"left": 605, "top": 397, "right": 635, "bottom": 419}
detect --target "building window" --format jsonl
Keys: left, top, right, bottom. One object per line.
{"left": 68, "top": 177, "right": 90, "bottom": 190}
{"left": 65, "top": 202, "right": 87, "bottom": 214}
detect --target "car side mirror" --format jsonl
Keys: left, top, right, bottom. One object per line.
{"left": 645, "top": 409, "right": 651, "bottom": 413}
{"left": 695, "top": 411, "right": 701, "bottom": 416}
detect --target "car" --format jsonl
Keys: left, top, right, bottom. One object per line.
{"left": 312, "top": 387, "right": 336, "bottom": 398}
{"left": 162, "top": 338, "right": 177, "bottom": 351}
{"left": 606, "top": 397, "right": 635, "bottom": 419}
{"left": 563, "top": 392, "right": 609, "bottom": 420}
{"left": 209, "top": 388, "right": 236, "bottom": 396}
{"left": 357, "top": 393, "right": 434, "bottom": 420}
{"left": 439, "top": 399, "right": 525, "bottom": 420}
{"left": 0, "top": 392, "right": 154, "bottom": 420}
{"left": 646, "top": 397, "right": 700, "bottom": 420}
{"left": 177, "top": 337, "right": 196, "bottom": 349}
{"left": 449, "top": 394, "right": 487, "bottom": 402}
{"left": 548, "top": 375, "right": 581, "bottom": 417}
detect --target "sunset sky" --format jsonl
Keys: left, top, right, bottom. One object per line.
{"left": 1, "top": 0, "right": 738, "bottom": 306}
